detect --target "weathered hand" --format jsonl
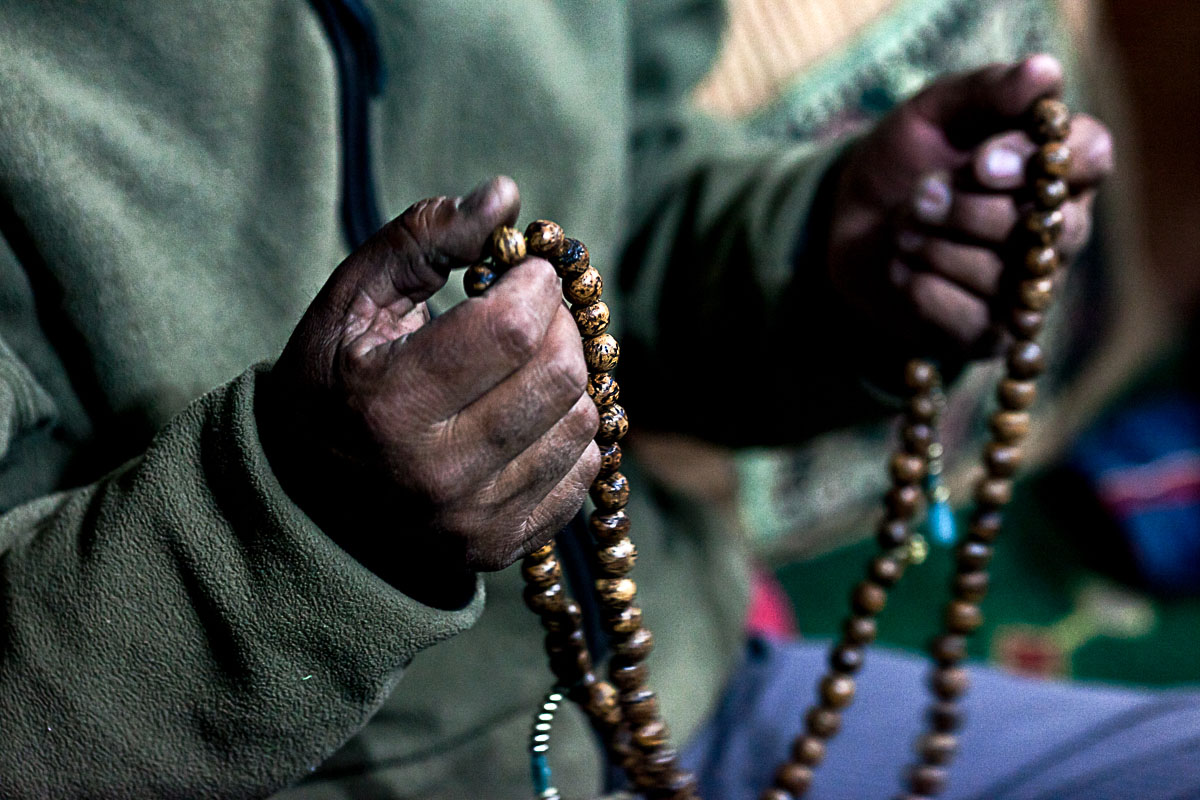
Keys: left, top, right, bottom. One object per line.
{"left": 826, "top": 55, "right": 1113, "bottom": 358}
{"left": 260, "top": 177, "right": 600, "bottom": 605}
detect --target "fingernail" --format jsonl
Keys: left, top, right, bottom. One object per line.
{"left": 984, "top": 146, "right": 1023, "bottom": 182}
{"left": 914, "top": 174, "right": 951, "bottom": 225}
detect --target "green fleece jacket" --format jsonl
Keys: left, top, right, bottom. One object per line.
{"left": 0, "top": 1, "right": 862, "bottom": 797}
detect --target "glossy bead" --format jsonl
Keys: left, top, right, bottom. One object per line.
{"left": 792, "top": 735, "right": 826, "bottom": 766}
{"left": 891, "top": 453, "right": 926, "bottom": 485}
{"left": 1034, "top": 141, "right": 1072, "bottom": 177}
{"left": 490, "top": 225, "right": 526, "bottom": 266}
{"left": 830, "top": 644, "right": 864, "bottom": 674}
{"left": 1035, "top": 177, "right": 1069, "bottom": 209}
{"left": 609, "top": 604, "right": 644, "bottom": 634}
{"left": 877, "top": 518, "right": 910, "bottom": 549}
{"left": 931, "top": 666, "right": 970, "bottom": 700}
{"left": 1032, "top": 97, "right": 1071, "bottom": 142}
{"left": 904, "top": 423, "right": 935, "bottom": 454}
{"left": 946, "top": 601, "right": 983, "bottom": 634}
{"left": 463, "top": 261, "right": 497, "bottom": 296}
{"left": 1008, "top": 340, "right": 1046, "bottom": 379}
{"left": 548, "top": 647, "right": 590, "bottom": 681}
{"left": 525, "top": 219, "right": 565, "bottom": 259}
{"left": 1024, "top": 246, "right": 1060, "bottom": 277}
{"left": 611, "top": 662, "right": 648, "bottom": 691}
{"left": 954, "top": 571, "right": 990, "bottom": 602}
{"left": 529, "top": 542, "right": 556, "bottom": 560}
{"left": 985, "top": 443, "right": 1023, "bottom": 477}
{"left": 591, "top": 471, "right": 630, "bottom": 511}
{"left": 596, "top": 537, "right": 637, "bottom": 575}
{"left": 1019, "top": 277, "right": 1055, "bottom": 311}
{"left": 975, "top": 477, "right": 1013, "bottom": 508}
{"left": 870, "top": 555, "right": 905, "bottom": 588}
{"left": 759, "top": 790, "right": 792, "bottom": 800}
{"left": 887, "top": 484, "right": 922, "bottom": 519}
{"left": 1011, "top": 308, "right": 1046, "bottom": 339}
{"left": 907, "top": 393, "right": 938, "bottom": 423}
{"left": 930, "top": 634, "right": 967, "bottom": 666}
{"left": 774, "top": 763, "right": 814, "bottom": 795}
{"left": 615, "top": 627, "right": 655, "bottom": 662}
{"left": 905, "top": 360, "right": 938, "bottom": 391}
{"left": 990, "top": 411, "right": 1030, "bottom": 443}
{"left": 622, "top": 688, "right": 660, "bottom": 725}
{"left": 820, "top": 674, "right": 856, "bottom": 709}
{"left": 573, "top": 301, "right": 610, "bottom": 337}
{"left": 521, "top": 556, "right": 561, "bottom": 588}
{"left": 586, "top": 679, "right": 620, "bottom": 717}
{"left": 844, "top": 615, "right": 878, "bottom": 645}
{"left": 918, "top": 732, "right": 958, "bottom": 765}
{"left": 523, "top": 581, "right": 566, "bottom": 614}
{"left": 997, "top": 379, "right": 1037, "bottom": 410}
{"left": 908, "top": 764, "right": 947, "bottom": 796}
{"left": 958, "top": 541, "right": 993, "bottom": 572}
{"left": 587, "top": 371, "right": 620, "bottom": 407}
{"left": 596, "top": 577, "right": 637, "bottom": 608}
{"left": 806, "top": 707, "right": 841, "bottom": 738}
{"left": 541, "top": 600, "right": 582, "bottom": 633}
{"left": 1025, "top": 208, "right": 1065, "bottom": 245}
{"left": 633, "top": 720, "right": 670, "bottom": 751}
{"left": 590, "top": 509, "right": 631, "bottom": 541}
{"left": 557, "top": 237, "right": 590, "bottom": 275}
{"left": 598, "top": 442, "right": 623, "bottom": 477}
{"left": 852, "top": 581, "right": 887, "bottom": 615}
{"left": 583, "top": 333, "right": 620, "bottom": 372}
{"left": 565, "top": 266, "right": 603, "bottom": 305}
{"left": 929, "top": 701, "right": 962, "bottom": 732}
{"left": 597, "top": 403, "right": 629, "bottom": 444}
{"left": 970, "top": 510, "right": 1003, "bottom": 540}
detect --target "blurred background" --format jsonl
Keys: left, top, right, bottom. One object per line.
{"left": 640, "top": 0, "right": 1200, "bottom": 687}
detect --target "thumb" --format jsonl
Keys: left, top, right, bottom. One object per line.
{"left": 910, "top": 54, "right": 1064, "bottom": 149}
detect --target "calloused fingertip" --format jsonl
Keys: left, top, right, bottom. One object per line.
{"left": 459, "top": 175, "right": 521, "bottom": 222}
{"left": 1021, "top": 53, "right": 1064, "bottom": 93}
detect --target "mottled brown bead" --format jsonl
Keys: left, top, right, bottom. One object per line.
{"left": 565, "top": 266, "right": 603, "bottom": 305}
{"left": 957, "top": 541, "right": 993, "bottom": 572}
{"left": 587, "top": 371, "right": 620, "bottom": 407}
{"left": 975, "top": 477, "right": 1013, "bottom": 508}
{"left": 908, "top": 764, "right": 947, "bottom": 796}
{"left": 1034, "top": 141, "right": 1072, "bottom": 177}
{"left": 954, "top": 571, "right": 990, "bottom": 602}
{"left": 596, "top": 577, "right": 637, "bottom": 608}
{"left": 524, "top": 219, "right": 565, "bottom": 259}
{"left": 1008, "top": 340, "right": 1046, "bottom": 379}
{"left": 585, "top": 679, "right": 620, "bottom": 717}
{"left": 610, "top": 661, "right": 648, "bottom": 691}
{"left": 1019, "top": 276, "right": 1055, "bottom": 311}
{"left": 572, "top": 302, "right": 611, "bottom": 339}
{"left": 844, "top": 615, "right": 878, "bottom": 644}
{"left": 598, "top": 442, "right": 623, "bottom": 476}
{"left": 946, "top": 601, "right": 983, "bottom": 634}
{"left": 931, "top": 666, "right": 970, "bottom": 700}
{"left": 877, "top": 518, "right": 910, "bottom": 550}
{"left": 891, "top": 453, "right": 927, "bottom": 485}
{"left": 830, "top": 644, "right": 864, "bottom": 674}
{"left": 792, "top": 735, "right": 826, "bottom": 766}
{"left": 1032, "top": 97, "right": 1071, "bottom": 142}
{"left": 541, "top": 600, "right": 582, "bottom": 633}
{"left": 1024, "top": 246, "right": 1060, "bottom": 277}
{"left": 870, "top": 555, "right": 905, "bottom": 588}
{"left": 852, "top": 580, "right": 888, "bottom": 615}
{"left": 820, "top": 674, "right": 856, "bottom": 709}
{"left": 528, "top": 542, "right": 556, "bottom": 561}
{"left": 774, "top": 763, "right": 814, "bottom": 795}
{"left": 523, "top": 581, "right": 566, "bottom": 615}
{"left": 930, "top": 634, "right": 967, "bottom": 666}
{"left": 1035, "top": 177, "right": 1069, "bottom": 209}
{"left": 1025, "top": 208, "right": 1065, "bottom": 245}
{"left": 591, "top": 471, "right": 630, "bottom": 511}
{"left": 548, "top": 648, "right": 590, "bottom": 681}
{"left": 641, "top": 746, "right": 681, "bottom": 774}
{"left": 918, "top": 733, "right": 958, "bottom": 767}
{"left": 887, "top": 484, "right": 923, "bottom": 518}
{"left": 905, "top": 360, "right": 938, "bottom": 391}
{"left": 521, "top": 555, "right": 561, "bottom": 588}
{"left": 609, "top": 604, "right": 644, "bottom": 634}
{"left": 490, "top": 225, "right": 526, "bottom": 266}
{"left": 1011, "top": 308, "right": 1046, "bottom": 339}
{"left": 903, "top": 423, "right": 935, "bottom": 455}
{"left": 597, "top": 403, "right": 629, "bottom": 444}
{"left": 929, "top": 700, "right": 962, "bottom": 732}
{"left": 969, "top": 509, "right": 1004, "bottom": 542}
{"left": 633, "top": 720, "right": 671, "bottom": 750}
{"left": 759, "top": 789, "right": 792, "bottom": 800}
{"left": 615, "top": 627, "right": 655, "bottom": 662}
{"left": 806, "top": 707, "right": 842, "bottom": 738}
{"left": 990, "top": 410, "right": 1031, "bottom": 443}
{"left": 544, "top": 627, "right": 585, "bottom": 656}
{"left": 622, "top": 688, "right": 660, "bottom": 725}
{"left": 590, "top": 509, "right": 631, "bottom": 541}
{"left": 997, "top": 379, "right": 1037, "bottom": 410}
{"left": 596, "top": 537, "right": 637, "bottom": 576}
{"left": 557, "top": 237, "right": 590, "bottom": 275}
{"left": 908, "top": 393, "right": 938, "bottom": 423}
{"left": 985, "top": 443, "right": 1023, "bottom": 478}
{"left": 463, "top": 261, "right": 497, "bottom": 296}
{"left": 583, "top": 333, "right": 620, "bottom": 372}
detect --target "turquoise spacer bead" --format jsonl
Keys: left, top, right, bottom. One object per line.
{"left": 531, "top": 753, "right": 552, "bottom": 795}
{"left": 923, "top": 474, "right": 958, "bottom": 547}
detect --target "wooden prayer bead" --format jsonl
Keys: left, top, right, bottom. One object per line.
{"left": 566, "top": 266, "right": 603, "bottom": 305}
{"left": 985, "top": 443, "right": 1023, "bottom": 477}
{"left": 990, "top": 410, "right": 1030, "bottom": 443}
{"left": 596, "top": 577, "right": 637, "bottom": 608}
{"left": 588, "top": 372, "right": 620, "bottom": 407}
{"left": 820, "top": 674, "right": 856, "bottom": 709}
{"left": 1018, "top": 277, "right": 1055, "bottom": 311}
{"left": 929, "top": 701, "right": 962, "bottom": 732}
{"left": 905, "top": 360, "right": 938, "bottom": 391}
{"left": 1034, "top": 141, "right": 1072, "bottom": 177}
{"left": 792, "top": 735, "right": 826, "bottom": 766}
{"left": 1035, "top": 177, "right": 1068, "bottom": 209}
{"left": 463, "top": 261, "right": 497, "bottom": 296}
{"left": 908, "top": 393, "right": 938, "bottom": 422}
{"left": 545, "top": 627, "right": 585, "bottom": 656}
{"left": 585, "top": 680, "right": 621, "bottom": 718}
{"left": 597, "top": 403, "right": 630, "bottom": 444}
{"left": 997, "top": 379, "right": 1037, "bottom": 410}
{"left": 1024, "top": 208, "right": 1065, "bottom": 245}
{"left": 930, "top": 666, "right": 969, "bottom": 700}
{"left": 852, "top": 581, "right": 888, "bottom": 615}
{"left": 591, "top": 471, "right": 630, "bottom": 511}
{"left": 1007, "top": 340, "right": 1046, "bottom": 379}
{"left": 844, "top": 616, "right": 878, "bottom": 645}
{"left": 590, "top": 509, "right": 631, "bottom": 541}
{"left": 890, "top": 453, "right": 926, "bottom": 485}
{"left": 830, "top": 644, "right": 864, "bottom": 674}
{"left": 886, "top": 484, "right": 922, "bottom": 518}
{"left": 624, "top": 691, "right": 661, "bottom": 726}
{"left": 573, "top": 301, "right": 610, "bottom": 337}
{"left": 615, "top": 628, "right": 655, "bottom": 662}
{"left": 1031, "top": 97, "right": 1071, "bottom": 142}
{"left": 870, "top": 555, "right": 905, "bottom": 588}
{"left": 957, "top": 541, "right": 993, "bottom": 572}
{"left": 583, "top": 333, "right": 620, "bottom": 372}
{"left": 954, "top": 571, "right": 989, "bottom": 602}
{"left": 918, "top": 733, "right": 958, "bottom": 765}
{"left": 525, "top": 219, "right": 565, "bottom": 258}
{"left": 611, "top": 662, "right": 649, "bottom": 691}
{"left": 524, "top": 581, "right": 567, "bottom": 615}
{"left": 877, "top": 518, "right": 910, "bottom": 550}
{"left": 557, "top": 237, "right": 590, "bottom": 275}
{"left": 1024, "top": 246, "right": 1059, "bottom": 277}
{"left": 929, "top": 634, "right": 967, "bottom": 666}
{"left": 806, "top": 707, "right": 842, "bottom": 738}
{"left": 529, "top": 542, "right": 556, "bottom": 560}
{"left": 599, "top": 442, "right": 623, "bottom": 476}
{"left": 1011, "top": 308, "right": 1046, "bottom": 339}
{"left": 633, "top": 720, "right": 671, "bottom": 751}
{"left": 548, "top": 648, "right": 591, "bottom": 681}
{"left": 609, "top": 605, "right": 644, "bottom": 634}
{"left": 522, "top": 556, "right": 561, "bottom": 588}
{"left": 541, "top": 600, "right": 583, "bottom": 633}
{"left": 974, "top": 477, "right": 1012, "bottom": 508}
{"left": 903, "top": 423, "right": 935, "bottom": 455}
{"left": 490, "top": 225, "right": 526, "bottom": 266}
{"left": 759, "top": 789, "right": 792, "bottom": 800}
{"left": 596, "top": 537, "right": 637, "bottom": 575}
{"left": 968, "top": 510, "right": 1003, "bottom": 542}
{"left": 945, "top": 601, "right": 983, "bottom": 634}
{"left": 774, "top": 763, "right": 814, "bottom": 795}
{"left": 908, "top": 764, "right": 946, "bottom": 796}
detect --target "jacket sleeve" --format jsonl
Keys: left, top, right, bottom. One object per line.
{"left": 0, "top": 342, "right": 483, "bottom": 798}
{"left": 620, "top": 0, "right": 900, "bottom": 446}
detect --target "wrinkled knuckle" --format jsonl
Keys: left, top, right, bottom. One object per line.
{"left": 544, "top": 342, "right": 588, "bottom": 402}
{"left": 486, "top": 303, "right": 543, "bottom": 366}
{"left": 565, "top": 394, "right": 600, "bottom": 442}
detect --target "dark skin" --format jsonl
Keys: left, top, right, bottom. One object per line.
{"left": 260, "top": 56, "right": 1112, "bottom": 605}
